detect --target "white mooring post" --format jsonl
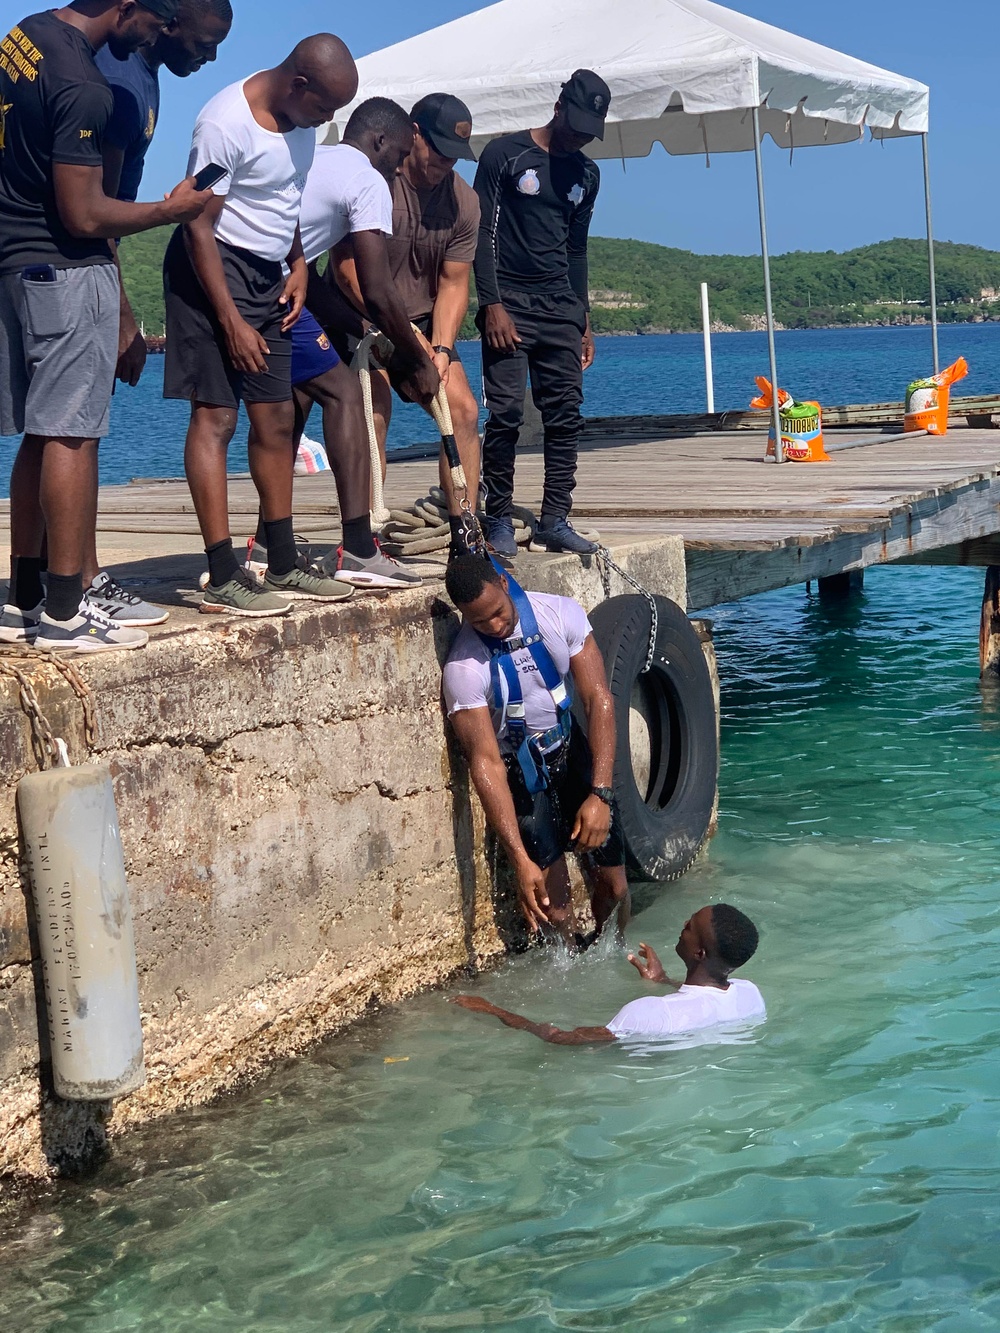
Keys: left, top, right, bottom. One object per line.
{"left": 700, "top": 282, "right": 715, "bottom": 414}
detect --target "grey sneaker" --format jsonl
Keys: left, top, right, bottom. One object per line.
{"left": 87, "top": 571, "right": 169, "bottom": 626}
{"left": 0, "top": 600, "right": 43, "bottom": 644}
{"left": 262, "top": 565, "right": 354, "bottom": 602}
{"left": 533, "top": 517, "right": 599, "bottom": 555}
{"left": 482, "top": 514, "right": 518, "bottom": 559}
{"left": 201, "top": 570, "right": 293, "bottom": 617}
{"left": 35, "top": 601, "right": 148, "bottom": 654}
{"left": 320, "top": 545, "right": 423, "bottom": 589}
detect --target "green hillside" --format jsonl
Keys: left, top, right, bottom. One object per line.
{"left": 118, "top": 231, "right": 1000, "bottom": 337}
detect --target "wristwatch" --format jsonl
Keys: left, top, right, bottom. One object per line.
{"left": 591, "top": 786, "right": 614, "bottom": 807}
{"left": 433, "top": 344, "right": 457, "bottom": 363}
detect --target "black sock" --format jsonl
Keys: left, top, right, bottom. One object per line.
{"left": 46, "top": 571, "right": 84, "bottom": 622}
{"left": 206, "top": 537, "right": 239, "bottom": 588}
{"left": 264, "top": 517, "right": 297, "bottom": 576}
{"left": 341, "top": 515, "right": 376, "bottom": 559}
{"left": 254, "top": 510, "right": 267, "bottom": 548}
{"left": 9, "top": 555, "right": 44, "bottom": 610}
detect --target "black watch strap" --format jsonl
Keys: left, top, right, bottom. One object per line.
{"left": 433, "top": 344, "right": 457, "bottom": 363}
{"left": 591, "top": 786, "right": 614, "bottom": 807}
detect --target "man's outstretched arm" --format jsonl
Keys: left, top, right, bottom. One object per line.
{"left": 451, "top": 994, "right": 616, "bottom": 1044}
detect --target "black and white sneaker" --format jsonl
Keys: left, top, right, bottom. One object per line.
{"left": 0, "top": 600, "right": 43, "bottom": 644}
{"left": 87, "top": 571, "right": 169, "bottom": 626}
{"left": 35, "top": 600, "right": 149, "bottom": 654}
{"left": 319, "top": 545, "right": 423, "bottom": 588}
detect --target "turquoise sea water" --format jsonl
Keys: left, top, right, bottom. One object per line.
{"left": 1, "top": 322, "right": 997, "bottom": 496}
{"left": 2, "top": 563, "right": 999, "bottom": 1330}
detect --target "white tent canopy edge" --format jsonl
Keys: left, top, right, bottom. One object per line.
{"left": 320, "top": 0, "right": 934, "bottom": 459}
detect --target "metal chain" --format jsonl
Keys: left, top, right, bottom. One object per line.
{"left": 0, "top": 645, "right": 95, "bottom": 768}
{"left": 595, "top": 546, "right": 659, "bottom": 674}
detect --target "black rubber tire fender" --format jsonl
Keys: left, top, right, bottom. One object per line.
{"left": 585, "top": 594, "right": 718, "bottom": 882}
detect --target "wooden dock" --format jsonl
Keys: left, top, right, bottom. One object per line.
{"left": 3, "top": 421, "right": 1000, "bottom": 620}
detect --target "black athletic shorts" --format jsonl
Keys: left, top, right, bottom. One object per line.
{"left": 163, "top": 229, "right": 292, "bottom": 408}
{"left": 504, "top": 723, "right": 624, "bottom": 871}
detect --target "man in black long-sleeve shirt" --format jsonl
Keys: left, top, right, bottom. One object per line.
{"left": 473, "top": 69, "right": 609, "bottom": 558}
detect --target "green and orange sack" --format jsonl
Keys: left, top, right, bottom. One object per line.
{"left": 903, "top": 356, "right": 968, "bottom": 435}
{"left": 751, "top": 378, "right": 830, "bottom": 463}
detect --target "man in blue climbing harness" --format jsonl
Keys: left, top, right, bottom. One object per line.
{"left": 443, "top": 553, "right": 629, "bottom": 945}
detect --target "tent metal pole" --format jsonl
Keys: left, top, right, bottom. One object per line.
{"left": 752, "top": 105, "right": 783, "bottom": 462}
{"left": 922, "top": 133, "right": 940, "bottom": 374}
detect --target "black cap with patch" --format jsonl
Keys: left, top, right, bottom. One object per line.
{"left": 559, "top": 69, "right": 611, "bottom": 141}
{"left": 411, "top": 93, "right": 477, "bottom": 162}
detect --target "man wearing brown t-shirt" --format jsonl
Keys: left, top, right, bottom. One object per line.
{"left": 329, "top": 93, "right": 481, "bottom": 559}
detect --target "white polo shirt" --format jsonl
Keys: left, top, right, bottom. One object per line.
{"left": 298, "top": 144, "right": 394, "bottom": 265}
{"left": 607, "top": 979, "right": 766, "bottom": 1039}
{"left": 186, "top": 76, "right": 315, "bottom": 263}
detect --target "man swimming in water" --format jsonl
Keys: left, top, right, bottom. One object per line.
{"left": 452, "top": 904, "right": 763, "bottom": 1043}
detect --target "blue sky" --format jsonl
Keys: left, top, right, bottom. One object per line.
{"left": 142, "top": 0, "right": 996, "bottom": 257}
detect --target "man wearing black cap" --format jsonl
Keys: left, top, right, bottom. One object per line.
{"left": 0, "top": 0, "right": 211, "bottom": 653}
{"left": 324, "top": 92, "right": 482, "bottom": 560}
{"left": 473, "top": 69, "right": 609, "bottom": 559}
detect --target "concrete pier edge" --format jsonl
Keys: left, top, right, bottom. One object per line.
{"left": 0, "top": 537, "right": 688, "bottom": 1181}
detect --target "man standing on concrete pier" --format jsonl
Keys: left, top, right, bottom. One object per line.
{"left": 473, "top": 69, "right": 609, "bottom": 560}
{"left": 0, "top": 0, "right": 212, "bottom": 653}
{"left": 443, "top": 553, "right": 628, "bottom": 944}
{"left": 81, "top": 0, "right": 234, "bottom": 628}
{"left": 164, "top": 35, "right": 362, "bottom": 615}
{"left": 321, "top": 92, "right": 482, "bottom": 563}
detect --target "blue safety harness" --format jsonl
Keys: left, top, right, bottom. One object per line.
{"left": 475, "top": 561, "right": 573, "bottom": 795}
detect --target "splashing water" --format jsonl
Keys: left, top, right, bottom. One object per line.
{"left": 2, "top": 565, "right": 999, "bottom": 1331}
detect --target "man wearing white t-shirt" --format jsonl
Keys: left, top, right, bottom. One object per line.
{"left": 164, "top": 34, "right": 360, "bottom": 616}
{"left": 243, "top": 97, "right": 437, "bottom": 590}
{"left": 442, "top": 553, "right": 628, "bottom": 944}
{"left": 452, "top": 903, "right": 765, "bottom": 1044}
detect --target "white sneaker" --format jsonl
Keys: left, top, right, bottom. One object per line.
{"left": 35, "top": 601, "right": 149, "bottom": 654}
{"left": 87, "top": 571, "right": 169, "bottom": 626}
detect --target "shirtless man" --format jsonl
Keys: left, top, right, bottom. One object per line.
{"left": 452, "top": 904, "right": 764, "bottom": 1044}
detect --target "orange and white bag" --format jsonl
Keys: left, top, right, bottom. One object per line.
{"left": 903, "top": 357, "right": 968, "bottom": 435}
{"left": 751, "top": 377, "right": 830, "bottom": 463}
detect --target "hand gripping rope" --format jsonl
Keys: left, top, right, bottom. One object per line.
{"left": 594, "top": 545, "right": 659, "bottom": 675}
{"left": 353, "top": 325, "right": 485, "bottom": 557}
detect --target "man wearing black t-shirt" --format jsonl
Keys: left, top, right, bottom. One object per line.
{"left": 0, "top": 0, "right": 209, "bottom": 654}
{"left": 473, "top": 69, "right": 609, "bottom": 559}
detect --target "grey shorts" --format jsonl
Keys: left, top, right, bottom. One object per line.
{"left": 0, "top": 264, "right": 119, "bottom": 439}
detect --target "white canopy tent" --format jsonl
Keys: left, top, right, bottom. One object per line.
{"left": 321, "top": 0, "right": 932, "bottom": 460}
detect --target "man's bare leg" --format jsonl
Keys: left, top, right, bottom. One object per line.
{"left": 541, "top": 855, "right": 580, "bottom": 945}
{"left": 184, "top": 404, "right": 239, "bottom": 547}
{"left": 296, "top": 361, "right": 371, "bottom": 523}
{"left": 245, "top": 399, "right": 295, "bottom": 524}
{"left": 586, "top": 863, "right": 631, "bottom": 938}
{"left": 9, "top": 435, "right": 96, "bottom": 617}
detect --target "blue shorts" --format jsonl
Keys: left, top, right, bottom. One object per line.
{"left": 290, "top": 307, "right": 340, "bottom": 387}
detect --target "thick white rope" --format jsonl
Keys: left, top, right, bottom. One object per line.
{"left": 353, "top": 328, "right": 394, "bottom": 530}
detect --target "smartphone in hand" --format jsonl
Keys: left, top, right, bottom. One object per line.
{"left": 192, "top": 163, "right": 227, "bottom": 192}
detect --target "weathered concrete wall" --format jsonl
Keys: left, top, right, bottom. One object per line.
{"left": 0, "top": 539, "right": 686, "bottom": 1181}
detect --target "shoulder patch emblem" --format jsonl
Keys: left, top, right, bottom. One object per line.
{"left": 146, "top": 107, "right": 155, "bottom": 140}
{"left": 517, "top": 168, "right": 540, "bottom": 196}
{"left": 567, "top": 183, "right": 585, "bottom": 206}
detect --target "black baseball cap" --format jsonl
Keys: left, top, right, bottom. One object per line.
{"left": 560, "top": 69, "right": 611, "bottom": 140}
{"left": 411, "top": 93, "right": 477, "bottom": 162}
{"left": 138, "top": 0, "right": 181, "bottom": 20}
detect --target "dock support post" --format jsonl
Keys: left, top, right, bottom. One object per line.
{"left": 700, "top": 282, "right": 715, "bottom": 414}
{"left": 751, "top": 104, "right": 783, "bottom": 463}
{"left": 979, "top": 566, "right": 1000, "bottom": 679}
{"left": 818, "top": 571, "right": 864, "bottom": 601}
{"left": 922, "top": 134, "right": 940, "bottom": 376}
